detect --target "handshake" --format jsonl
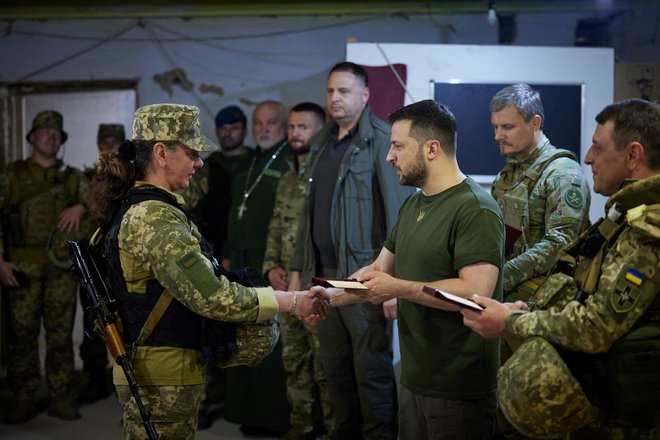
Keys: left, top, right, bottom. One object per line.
{"left": 279, "top": 286, "right": 332, "bottom": 325}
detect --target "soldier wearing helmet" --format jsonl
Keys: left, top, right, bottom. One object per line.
{"left": 0, "top": 110, "right": 89, "bottom": 423}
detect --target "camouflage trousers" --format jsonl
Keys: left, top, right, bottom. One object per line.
{"left": 116, "top": 383, "right": 203, "bottom": 439}
{"left": 6, "top": 261, "right": 77, "bottom": 401}
{"left": 281, "top": 314, "right": 335, "bottom": 436}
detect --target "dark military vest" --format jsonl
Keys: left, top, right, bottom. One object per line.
{"left": 104, "top": 187, "right": 204, "bottom": 350}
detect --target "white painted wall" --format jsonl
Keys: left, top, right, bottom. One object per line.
{"left": 347, "top": 43, "right": 614, "bottom": 222}
{"left": 23, "top": 90, "right": 136, "bottom": 170}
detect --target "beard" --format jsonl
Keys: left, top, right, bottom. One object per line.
{"left": 220, "top": 137, "right": 242, "bottom": 151}
{"left": 293, "top": 144, "right": 311, "bottom": 155}
{"left": 399, "top": 154, "right": 427, "bottom": 187}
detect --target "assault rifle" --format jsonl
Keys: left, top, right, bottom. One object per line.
{"left": 68, "top": 239, "right": 158, "bottom": 440}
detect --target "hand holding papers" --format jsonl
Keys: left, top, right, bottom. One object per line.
{"left": 422, "top": 285, "right": 484, "bottom": 311}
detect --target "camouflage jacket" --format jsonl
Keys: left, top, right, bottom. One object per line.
{"left": 113, "top": 183, "right": 282, "bottom": 386}
{"left": 262, "top": 158, "right": 308, "bottom": 277}
{"left": 492, "top": 138, "right": 591, "bottom": 294}
{"left": 117, "top": 182, "right": 278, "bottom": 324}
{"left": 0, "top": 157, "right": 89, "bottom": 264}
{"left": 506, "top": 175, "right": 660, "bottom": 353}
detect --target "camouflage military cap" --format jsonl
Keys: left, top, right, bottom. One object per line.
{"left": 27, "top": 110, "right": 68, "bottom": 143}
{"left": 498, "top": 337, "right": 600, "bottom": 438}
{"left": 131, "top": 103, "right": 218, "bottom": 152}
{"left": 97, "top": 123, "right": 125, "bottom": 142}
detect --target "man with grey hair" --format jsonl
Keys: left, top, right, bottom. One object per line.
{"left": 490, "top": 83, "right": 590, "bottom": 305}
{"left": 222, "top": 100, "right": 292, "bottom": 271}
{"left": 463, "top": 98, "right": 660, "bottom": 440}
{"left": 223, "top": 99, "right": 294, "bottom": 436}
{"left": 489, "top": 83, "right": 591, "bottom": 437}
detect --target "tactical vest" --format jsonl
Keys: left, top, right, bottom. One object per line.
{"left": 492, "top": 143, "right": 578, "bottom": 257}
{"left": 103, "top": 187, "right": 204, "bottom": 350}
{"left": 554, "top": 202, "right": 660, "bottom": 425}
{"left": 5, "top": 160, "right": 76, "bottom": 249}
{"left": 101, "top": 186, "right": 276, "bottom": 367}
{"left": 500, "top": 200, "right": 660, "bottom": 437}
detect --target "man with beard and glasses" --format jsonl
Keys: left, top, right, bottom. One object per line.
{"left": 263, "top": 102, "right": 335, "bottom": 440}
{"left": 332, "top": 99, "right": 504, "bottom": 440}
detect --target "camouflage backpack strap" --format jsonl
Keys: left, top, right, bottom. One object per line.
{"left": 519, "top": 149, "right": 579, "bottom": 241}
{"left": 559, "top": 203, "right": 628, "bottom": 303}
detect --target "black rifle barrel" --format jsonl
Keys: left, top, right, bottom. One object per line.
{"left": 68, "top": 240, "right": 158, "bottom": 440}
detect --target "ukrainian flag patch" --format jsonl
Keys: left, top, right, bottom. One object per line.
{"left": 625, "top": 268, "right": 644, "bottom": 286}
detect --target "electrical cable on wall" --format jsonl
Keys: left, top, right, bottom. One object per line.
{"left": 142, "top": 20, "right": 215, "bottom": 118}
{"left": 14, "top": 21, "right": 140, "bottom": 83}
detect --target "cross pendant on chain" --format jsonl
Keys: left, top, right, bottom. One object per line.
{"left": 237, "top": 199, "right": 248, "bottom": 220}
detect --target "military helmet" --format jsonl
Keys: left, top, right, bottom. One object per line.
{"left": 97, "top": 123, "right": 126, "bottom": 142}
{"left": 132, "top": 103, "right": 218, "bottom": 152}
{"left": 46, "top": 217, "right": 96, "bottom": 269}
{"left": 27, "top": 110, "right": 68, "bottom": 143}
{"left": 497, "top": 337, "right": 600, "bottom": 438}
{"left": 214, "top": 315, "right": 280, "bottom": 368}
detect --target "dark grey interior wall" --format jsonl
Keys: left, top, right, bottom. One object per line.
{"left": 0, "top": 2, "right": 657, "bottom": 143}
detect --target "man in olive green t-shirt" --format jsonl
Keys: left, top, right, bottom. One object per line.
{"left": 330, "top": 100, "right": 504, "bottom": 439}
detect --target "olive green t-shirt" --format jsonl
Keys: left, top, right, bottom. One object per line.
{"left": 384, "top": 177, "right": 504, "bottom": 400}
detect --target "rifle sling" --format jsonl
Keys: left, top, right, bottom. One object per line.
{"left": 133, "top": 290, "right": 174, "bottom": 349}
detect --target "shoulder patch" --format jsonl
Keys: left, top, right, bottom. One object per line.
{"left": 176, "top": 251, "right": 220, "bottom": 297}
{"left": 610, "top": 267, "right": 647, "bottom": 313}
{"left": 564, "top": 187, "right": 584, "bottom": 209}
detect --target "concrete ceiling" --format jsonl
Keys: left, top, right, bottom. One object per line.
{"left": 0, "top": 0, "right": 635, "bottom": 20}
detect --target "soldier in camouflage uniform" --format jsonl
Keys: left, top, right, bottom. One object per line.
{"left": 262, "top": 102, "right": 334, "bottom": 440}
{"left": 0, "top": 110, "right": 89, "bottom": 423}
{"left": 490, "top": 84, "right": 591, "bottom": 304}
{"left": 462, "top": 99, "right": 660, "bottom": 439}
{"left": 490, "top": 84, "right": 592, "bottom": 438}
{"left": 90, "top": 103, "right": 327, "bottom": 440}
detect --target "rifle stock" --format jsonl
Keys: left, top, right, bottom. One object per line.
{"left": 68, "top": 239, "right": 158, "bottom": 440}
